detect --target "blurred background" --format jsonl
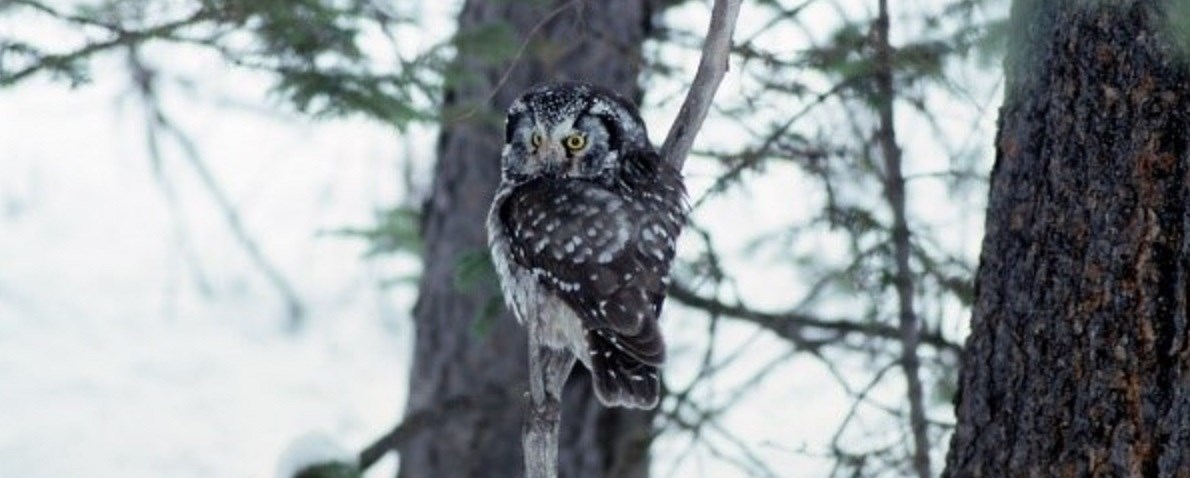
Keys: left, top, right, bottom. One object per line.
{"left": 0, "top": 0, "right": 1005, "bottom": 476}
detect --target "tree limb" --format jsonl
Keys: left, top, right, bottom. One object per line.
{"left": 125, "top": 49, "right": 306, "bottom": 329}
{"left": 1, "top": 4, "right": 213, "bottom": 87}
{"left": 667, "top": 283, "right": 962, "bottom": 355}
{"left": 660, "top": 0, "right": 743, "bottom": 171}
{"left": 873, "top": 1, "right": 931, "bottom": 475}
{"left": 522, "top": 336, "right": 575, "bottom": 478}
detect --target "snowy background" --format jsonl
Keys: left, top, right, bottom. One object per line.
{"left": 0, "top": 56, "right": 421, "bottom": 476}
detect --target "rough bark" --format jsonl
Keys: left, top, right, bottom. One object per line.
{"left": 397, "top": 2, "right": 657, "bottom": 477}
{"left": 944, "top": 1, "right": 1190, "bottom": 476}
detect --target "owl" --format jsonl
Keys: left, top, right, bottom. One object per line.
{"left": 487, "top": 82, "right": 686, "bottom": 409}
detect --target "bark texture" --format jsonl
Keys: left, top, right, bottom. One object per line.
{"left": 397, "top": 2, "right": 657, "bottom": 477}
{"left": 945, "top": 1, "right": 1190, "bottom": 476}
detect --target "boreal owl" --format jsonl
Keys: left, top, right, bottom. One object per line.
{"left": 487, "top": 82, "right": 686, "bottom": 409}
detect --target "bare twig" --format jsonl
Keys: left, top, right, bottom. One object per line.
{"left": 660, "top": 0, "right": 743, "bottom": 171}
{"left": 446, "top": 1, "right": 577, "bottom": 124}
{"left": 663, "top": 392, "right": 785, "bottom": 478}
{"left": 827, "top": 360, "right": 901, "bottom": 452}
{"left": 126, "top": 50, "right": 306, "bottom": 329}
{"left": 668, "top": 283, "right": 962, "bottom": 354}
{"left": 129, "top": 46, "right": 215, "bottom": 312}
{"left": 873, "top": 1, "right": 930, "bottom": 476}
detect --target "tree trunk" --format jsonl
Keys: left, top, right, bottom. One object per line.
{"left": 397, "top": 2, "right": 657, "bottom": 477}
{"left": 945, "top": 1, "right": 1190, "bottom": 476}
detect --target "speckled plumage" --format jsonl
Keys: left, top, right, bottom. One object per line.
{"left": 487, "top": 83, "right": 685, "bottom": 409}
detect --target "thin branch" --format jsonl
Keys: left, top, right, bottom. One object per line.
{"left": 660, "top": 0, "right": 743, "bottom": 171}
{"left": 445, "top": 1, "right": 577, "bottom": 124}
{"left": 662, "top": 399, "right": 783, "bottom": 478}
{"left": 126, "top": 51, "right": 306, "bottom": 329}
{"left": 130, "top": 46, "right": 215, "bottom": 310}
{"left": 1, "top": 5, "right": 212, "bottom": 87}
{"left": 827, "top": 360, "right": 901, "bottom": 453}
{"left": 873, "top": 0, "right": 931, "bottom": 476}
{"left": 9, "top": 0, "right": 120, "bottom": 29}
{"left": 667, "top": 283, "right": 962, "bottom": 354}
{"left": 688, "top": 78, "right": 857, "bottom": 209}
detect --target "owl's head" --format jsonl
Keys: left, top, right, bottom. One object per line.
{"left": 501, "top": 82, "right": 650, "bottom": 182}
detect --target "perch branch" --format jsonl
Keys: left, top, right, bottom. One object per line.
{"left": 660, "top": 0, "right": 743, "bottom": 171}
{"left": 523, "top": 326, "right": 576, "bottom": 478}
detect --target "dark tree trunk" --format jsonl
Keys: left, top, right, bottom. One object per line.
{"left": 397, "top": 2, "right": 657, "bottom": 477}
{"left": 945, "top": 1, "right": 1190, "bottom": 476}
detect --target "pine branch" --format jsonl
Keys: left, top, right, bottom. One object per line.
{"left": 1, "top": 3, "right": 213, "bottom": 87}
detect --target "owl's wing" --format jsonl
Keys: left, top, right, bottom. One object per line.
{"left": 499, "top": 178, "right": 680, "bottom": 365}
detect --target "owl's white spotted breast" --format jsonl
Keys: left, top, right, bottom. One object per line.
{"left": 487, "top": 189, "right": 592, "bottom": 366}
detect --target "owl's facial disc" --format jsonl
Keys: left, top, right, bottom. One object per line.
{"left": 502, "top": 82, "right": 647, "bottom": 182}
{"left": 529, "top": 124, "right": 594, "bottom": 177}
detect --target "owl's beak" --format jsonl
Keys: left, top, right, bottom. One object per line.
{"left": 536, "top": 144, "right": 567, "bottom": 175}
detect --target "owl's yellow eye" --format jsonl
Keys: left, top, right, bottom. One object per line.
{"left": 530, "top": 132, "right": 545, "bottom": 148}
{"left": 563, "top": 134, "right": 587, "bottom": 151}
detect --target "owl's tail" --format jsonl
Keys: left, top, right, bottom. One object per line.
{"left": 586, "top": 330, "right": 661, "bottom": 409}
